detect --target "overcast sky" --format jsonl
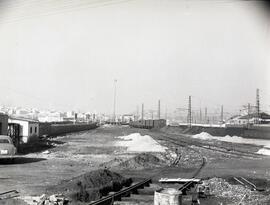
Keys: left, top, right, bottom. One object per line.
{"left": 0, "top": 0, "right": 269, "bottom": 115}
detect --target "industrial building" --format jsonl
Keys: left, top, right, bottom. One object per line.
{"left": 226, "top": 112, "right": 270, "bottom": 126}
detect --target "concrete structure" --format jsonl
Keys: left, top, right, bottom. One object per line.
{"left": 8, "top": 117, "right": 39, "bottom": 143}
{"left": 154, "top": 188, "right": 182, "bottom": 205}
{"left": 0, "top": 113, "right": 8, "bottom": 135}
{"left": 66, "top": 111, "right": 75, "bottom": 118}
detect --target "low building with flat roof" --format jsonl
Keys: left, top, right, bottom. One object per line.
{"left": 8, "top": 117, "right": 39, "bottom": 143}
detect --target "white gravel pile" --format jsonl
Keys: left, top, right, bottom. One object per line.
{"left": 256, "top": 148, "right": 270, "bottom": 156}
{"left": 115, "top": 133, "right": 167, "bottom": 152}
{"left": 192, "top": 132, "right": 213, "bottom": 140}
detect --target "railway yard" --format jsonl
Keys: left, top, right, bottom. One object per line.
{"left": 0, "top": 125, "right": 270, "bottom": 205}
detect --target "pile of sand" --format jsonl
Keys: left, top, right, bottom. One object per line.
{"left": 115, "top": 133, "right": 167, "bottom": 152}
{"left": 101, "top": 153, "right": 167, "bottom": 170}
{"left": 47, "top": 169, "right": 131, "bottom": 203}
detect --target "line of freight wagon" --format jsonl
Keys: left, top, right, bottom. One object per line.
{"left": 129, "top": 119, "right": 166, "bottom": 129}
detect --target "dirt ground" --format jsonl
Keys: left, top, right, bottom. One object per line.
{"left": 0, "top": 125, "right": 270, "bottom": 204}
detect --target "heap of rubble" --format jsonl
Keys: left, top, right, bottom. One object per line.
{"left": 32, "top": 194, "right": 69, "bottom": 205}
{"left": 203, "top": 177, "right": 270, "bottom": 204}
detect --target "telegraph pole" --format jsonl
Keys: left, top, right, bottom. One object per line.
{"left": 256, "top": 88, "right": 260, "bottom": 124}
{"left": 158, "top": 99, "right": 161, "bottom": 119}
{"left": 221, "top": 105, "right": 223, "bottom": 124}
{"left": 205, "top": 107, "right": 207, "bottom": 124}
{"left": 113, "top": 79, "right": 117, "bottom": 122}
{"left": 165, "top": 106, "right": 167, "bottom": 120}
{"left": 199, "top": 108, "right": 202, "bottom": 124}
{"left": 247, "top": 103, "right": 251, "bottom": 127}
{"left": 193, "top": 111, "right": 196, "bottom": 124}
{"left": 136, "top": 105, "right": 139, "bottom": 121}
{"left": 141, "top": 103, "right": 144, "bottom": 120}
{"left": 188, "top": 96, "right": 192, "bottom": 127}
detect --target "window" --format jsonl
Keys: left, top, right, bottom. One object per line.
{"left": 30, "top": 127, "right": 32, "bottom": 134}
{"left": 35, "top": 127, "right": 37, "bottom": 133}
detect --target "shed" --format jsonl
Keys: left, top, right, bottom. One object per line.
{"left": 8, "top": 117, "right": 39, "bottom": 143}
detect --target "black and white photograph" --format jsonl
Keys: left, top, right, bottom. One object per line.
{"left": 0, "top": 0, "right": 270, "bottom": 204}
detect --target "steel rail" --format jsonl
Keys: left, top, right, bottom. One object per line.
{"left": 89, "top": 132, "right": 208, "bottom": 205}
{"left": 88, "top": 178, "right": 152, "bottom": 205}
{"left": 0, "top": 190, "right": 18, "bottom": 196}
{"left": 234, "top": 177, "right": 265, "bottom": 192}
{"left": 178, "top": 157, "right": 207, "bottom": 193}
{"left": 160, "top": 133, "right": 261, "bottom": 158}
{"left": 0, "top": 190, "right": 19, "bottom": 200}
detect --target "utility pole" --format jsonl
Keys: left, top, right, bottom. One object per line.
{"left": 141, "top": 103, "right": 144, "bottom": 120}
{"left": 193, "top": 111, "right": 196, "bottom": 124}
{"left": 221, "top": 105, "right": 223, "bottom": 124}
{"left": 256, "top": 88, "right": 260, "bottom": 124}
{"left": 205, "top": 107, "right": 207, "bottom": 124}
{"left": 247, "top": 103, "right": 251, "bottom": 127}
{"left": 113, "top": 79, "right": 117, "bottom": 122}
{"left": 188, "top": 96, "right": 192, "bottom": 127}
{"left": 199, "top": 108, "right": 202, "bottom": 124}
{"left": 165, "top": 106, "right": 167, "bottom": 120}
{"left": 158, "top": 99, "right": 161, "bottom": 119}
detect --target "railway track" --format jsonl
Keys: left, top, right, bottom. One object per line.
{"left": 88, "top": 179, "right": 152, "bottom": 205}
{"left": 89, "top": 134, "right": 207, "bottom": 205}
{"left": 234, "top": 176, "right": 265, "bottom": 205}
{"left": 0, "top": 190, "right": 19, "bottom": 200}
{"left": 178, "top": 157, "right": 207, "bottom": 195}
{"left": 159, "top": 133, "right": 262, "bottom": 158}
{"left": 234, "top": 177, "right": 265, "bottom": 192}
{"left": 89, "top": 130, "right": 265, "bottom": 205}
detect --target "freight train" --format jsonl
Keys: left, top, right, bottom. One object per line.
{"left": 129, "top": 119, "right": 166, "bottom": 129}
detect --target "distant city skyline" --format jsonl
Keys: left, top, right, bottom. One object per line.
{"left": 0, "top": 0, "right": 269, "bottom": 115}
